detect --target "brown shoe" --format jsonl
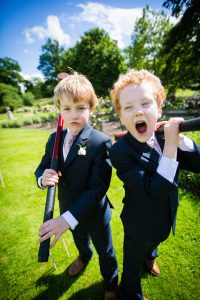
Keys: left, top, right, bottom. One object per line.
{"left": 144, "top": 297, "right": 149, "bottom": 300}
{"left": 146, "top": 258, "right": 160, "bottom": 276}
{"left": 68, "top": 257, "right": 86, "bottom": 276}
{"left": 104, "top": 290, "right": 119, "bottom": 300}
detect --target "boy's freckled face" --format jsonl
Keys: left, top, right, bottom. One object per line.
{"left": 60, "top": 95, "right": 93, "bottom": 134}
{"left": 119, "top": 82, "right": 162, "bottom": 142}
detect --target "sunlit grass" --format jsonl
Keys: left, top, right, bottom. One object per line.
{"left": 175, "top": 89, "right": 197, "bottom": 98}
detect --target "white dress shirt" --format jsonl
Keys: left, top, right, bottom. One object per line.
{"left": 147, "top": 133, "right": 194, "bottom": 183}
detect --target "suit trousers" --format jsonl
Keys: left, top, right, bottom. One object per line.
{"left": 120, "top": 233, "right": 159, "bottom": 300}
{"left": 72, "top": 223, "right": 118, "bottom": 291}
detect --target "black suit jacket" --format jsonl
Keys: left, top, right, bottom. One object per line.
{"left": 35, "top": 124, "right": 112, "bottom": 230}
{"left": 109, "top": 132, "right": 200, "bottom": 243}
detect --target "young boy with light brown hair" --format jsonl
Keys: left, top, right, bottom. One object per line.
{"left": 109, "top": 69, "right": 200, "bottom": 300}
{"left": 35, "top": 71, "right": 118, "bottom": 300}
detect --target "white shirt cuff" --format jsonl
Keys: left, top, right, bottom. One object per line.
{"left": 38, "top": 176, "right": 47, "bottom": 189}
{"left": 106, "top": 158, "right": 112, "bottom": 167}
{"left": 61, "top": 211, "right": 79, "bottom": 230}
{"left": 179, "top": 135, "right": 194, "bottom": 152}
{"left": 157, "top": 155, "right": 179, "bottom": 183}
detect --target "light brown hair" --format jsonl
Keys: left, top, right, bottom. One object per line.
{"left": 54, "top": 71, "right": 98, "bottom": 109}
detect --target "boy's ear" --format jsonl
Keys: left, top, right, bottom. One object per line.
{"left": 158, "top": 107, "right": 162, "bottom": 119}
{"left": 90, "top": 106, "right": 94, "bottom": 115}
{"left": 119, "top": 116, "right": 124, "bottom": 125}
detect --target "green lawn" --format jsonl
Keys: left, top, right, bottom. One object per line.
{"left": 0, "top": 128, "right": 199, "bottom": 300}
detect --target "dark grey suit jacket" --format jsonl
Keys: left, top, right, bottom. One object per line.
{"left": 35, "top": 124, "right": 113, "bottom": 230}
{"left": 109, "top": 132, "right": 200, "bottom": 243}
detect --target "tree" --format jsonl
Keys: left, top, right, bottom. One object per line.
{"left": 161, "top": 0, "right": 200, "bottom": 89}
{"left": 160, "top": 39, "right": 200, "bottom": 94}
{"left": 22, "top": 92, "right": 35, "bottom": 106}
{"left": 0, "top": 57, "right": 24, "bottom": 91}
{"left": 38, "top": 38, "right": 64, "bottom": 80}
{"left": 40, "top": 80, "right": 56, "bottom": 98}
{"left": 126, "top": 6, "right": 172, "bottom": 74}
{"left": 24, "top": 77, "right": 43, "bottom": 99}
{"left": 0, "top": 83, "right": 23, "bottom": 110}
{"left": 60, "top": 28, "right": 127, "bottom": 97}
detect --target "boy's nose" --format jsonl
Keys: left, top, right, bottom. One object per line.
{"left": 71, "top": 109, "right": 78, "bottom": 117}
{"left": 135, "top": 110, "right": 144, "bottom": 117}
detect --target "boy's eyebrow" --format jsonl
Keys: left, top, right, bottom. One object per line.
{"left": 121, "top": 101, "right": 134, "bottom": 106}
{"left": 77, "top": 103, "right": 87, "bottom": 107}
{"left": 142, "top": 97, "right": 153, "bottom": 100}
{"left": 142, "top": 97, "right": 154, "bottom": 102}
{"left": 61, "top": 105, "right": 71, "bottom": 109}
{"left": 76, "top": 102, "right": 89, "bottom": 107}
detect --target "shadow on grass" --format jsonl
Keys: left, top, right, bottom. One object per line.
{"left": 67, "top": 281, "right": 105, "bottom": 300}
{"left": 33, "top": 264, "right": 94, "bottom": 300}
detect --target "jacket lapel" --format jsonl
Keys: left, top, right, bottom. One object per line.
{"left": 126, "top": 132, "right": 160, "bottom": 172}
{"left": 62, "top": 124, "right": 92, "bottom": 171}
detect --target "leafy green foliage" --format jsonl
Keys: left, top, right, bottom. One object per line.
{"left": 40, "top": 79, "right": 56, "bottom": 98}
{"left": 0, "top": 83, "right": 23, "bottom": 110}
{"left": 160, "top": 38, "right": 200, "bottom": 92}
{"left": 161, "top": 0, "right": 200, "bottom": 90}
{"left": 126, "top": 6, "right": 172, "bottom": 74}
{"left": 24, "top": 77, "right": 44, "bottom": 100}
{"left": 38, "top": 38, "right": 64, "bottom": 80}
{"left": 60, "top": 28, "right": 127, "bottom": 97}
{"left": 38, "top": 38, "right": 65, "bottom": 96}
{"left": 179, "top": 131, "right": 200, "bottom": 196}
{"left": 22, "top": 92, "right": 35, "bottom": 106}
{"left": 163, "top": 0, "right": 189, "bottom": 16}
{"left": 0, "top": 57, "right": 24, "bottom": 91}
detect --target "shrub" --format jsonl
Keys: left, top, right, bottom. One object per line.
{"left": 22, "top": 92, "right": 35, "bottom": 106}
{"left": 1, "top": 120, "right": 22, "bottom": 128}
{"left": 22, "top": 118, "right": 33, "bottom": 126}
{"left": 0, "top": 83, "right": 23, "bottom": 110}
{"left": 32, "top": 115, "right": 41, "bottom": 124}
{"left": 179, "top": 171, "right": 200, "bottom": 197}
{"left": 178, "top": 132, "right": 200, "bottom": 196}
{"left": 182, "top": 93, "right": 200, "bottom": 109}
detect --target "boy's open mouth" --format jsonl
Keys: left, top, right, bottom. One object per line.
{"left": 135, "top": 121, "right": 147, "bottom": 133}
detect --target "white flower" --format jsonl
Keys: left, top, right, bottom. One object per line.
{"left": 78, "top": 145, "right": 87, "bottom": 156}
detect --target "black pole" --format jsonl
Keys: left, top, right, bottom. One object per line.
{"left": 38, "top": 114, "right": 64, "bottom": 262}
{"left": 156, "top": 117, "right": 200, "bottom": 138}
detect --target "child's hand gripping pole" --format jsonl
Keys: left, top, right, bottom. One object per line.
{"left": 38, "top": 114, "right": 64, "bottom": 262}
{"left": 156, "top": 117, "right": 200, "bottom": 138}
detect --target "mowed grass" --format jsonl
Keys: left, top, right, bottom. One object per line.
{"left": 0, "top": 128, "right": 199, "bottom": 300}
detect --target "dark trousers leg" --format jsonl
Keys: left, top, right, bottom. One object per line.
{"left": 90, "top": 223, "right": 118, "bottom": 291}
{"left": 120, "top": 235, "right": 146, "bottom": 300}
{"left": 146, "top": 245, "right": 159, "bottom": 260}
{"left": 72, "top": 227, "right": 93, "bottom": 262}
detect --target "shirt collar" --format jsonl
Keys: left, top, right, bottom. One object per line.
{"left": 147, "top": 132, "right": 157, "bottom": 145}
